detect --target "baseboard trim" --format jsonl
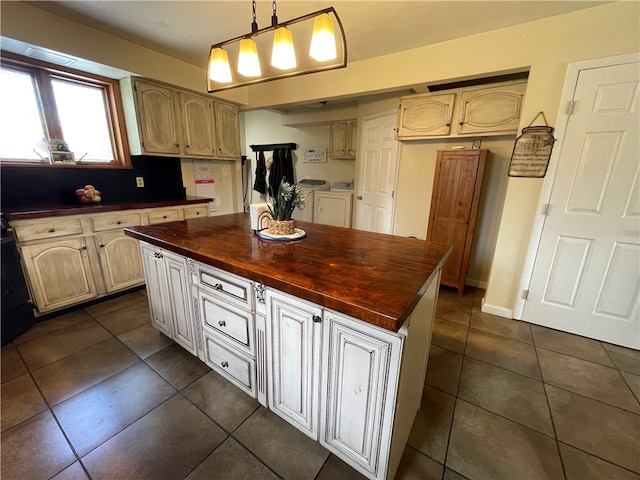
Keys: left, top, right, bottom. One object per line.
{"left": 480, "top": 299, "right": 513, "bottom": 319}
{"left": 465, "top": 278, "right": 488, "bottom": 290}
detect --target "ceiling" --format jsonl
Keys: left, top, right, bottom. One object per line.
{"left": 25, "top": 1, "right": 605, "bottom": 69}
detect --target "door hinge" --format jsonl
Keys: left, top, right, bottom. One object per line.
{"left": 542, "top": 203, "right": 551, "bottom": 216}
{"left": 567, "top": 100, "right": 576, "bottom": 115}
{"left": 522, "top": 289, "right": 530, "bottom": 300}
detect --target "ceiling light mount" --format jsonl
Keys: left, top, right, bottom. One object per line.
{"left": 207, "top": 2, "right": 347, "bottom": 93}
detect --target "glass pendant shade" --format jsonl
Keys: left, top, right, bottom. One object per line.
{"left": 309, "top": 13, "right": 337, "bottom": 62}
{"left": 208, "top": 48, "right": 232, "bottom": 83}
{"left": 271, "top": 27, "right": 296, "bottom": 70}
{"left": 238, "top": 38, "right": 261, "bottom": 77}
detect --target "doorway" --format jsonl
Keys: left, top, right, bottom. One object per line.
{"left": 518, "top": 54, "right": 639, "bottom": 349}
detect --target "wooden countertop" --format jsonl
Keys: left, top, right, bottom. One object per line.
{"left": 3, "top": 197, "right": 213, "bottom": 221}
{"left": 124, "top": 213, "right": 451, "bottom": 332}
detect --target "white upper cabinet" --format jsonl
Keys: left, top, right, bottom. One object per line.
{"left": 133, "top": 80, "right": 181, "bottom": 155}
{"left": 180, "top": 92, "right": 216, "bottom": 158}
{"left": 121, "top": 77, "right": 240, "bottom": 160}
{"left": 396, "top": 93, "right": 455, "bottom": 138}
{"left": 329, "top": 121, "right": 358, "bottom": 158}
{"left": 457, "top": 82, "right": 527, "bottom": 135}
{"left": 214, "top": 101, "right": 241, "bottom": 159}
{"left": 397, "top": 81, "right": 527, "bottom": 140}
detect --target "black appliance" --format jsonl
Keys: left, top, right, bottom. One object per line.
{"left": 1, "top": 215, "right": 34, "bottom": 344}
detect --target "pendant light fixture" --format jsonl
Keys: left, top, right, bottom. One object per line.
{"left": 207, "top": 1, "right": 347, "bottom": 93}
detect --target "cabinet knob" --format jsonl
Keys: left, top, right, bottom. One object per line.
{"left": 48, "top": 228, "right": 55, "bottom": 232}
{"left": 116, "top": 221, "right": 122, "bottom": 225}
{"left": 221, "top": 361, "right": 229, "bottom": 368}
{"left": 459, "top": 122, "right": 464, "bottom": 126}
{"left": 215, "top": 283, "right": 223, "bottom": 291}
{"left": 81, "top": 246, "right": 87, "bottom": 251}
{"left": 312, "top": 315, "right": 321, "bottom": 323}
{"left": 357, "top": 195, "right": 363, "bottom": 200}
{"left": 218, "top": 320, "right": 226, "bottom": 327}
{"left": 163, "top": 215, "right": 167, "bottom": 219}
{"left": 99, "top": 244, "right": 105, "bottom": 248}
{"left": 186, "top": 144, "right": 190, "bottom": 148}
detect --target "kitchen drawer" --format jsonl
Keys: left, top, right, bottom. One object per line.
{"left": 203, "top": 333, "right": 256, "bottom": 397}
{"left": 147, "top": 208, "right": 181, "bottom": 224}
{"left": 13, "top": 218, "right": 83, "bottom": 242}
{"left": 91, "top": 212, "right": 142, "bottom": 232}
{"left": 183, "top": 205, "right": 209, "bottom": 219}
{"left": 196, "top": 262, "right": 253, "bottom": 310}
{"left": 198, "top": 289, "right": 254, "bottom": 355}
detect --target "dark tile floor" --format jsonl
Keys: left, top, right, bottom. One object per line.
{"left": 2, "top": 287, "right": 639, "bottom": 479}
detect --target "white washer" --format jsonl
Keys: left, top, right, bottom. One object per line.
{"left": 291, "top": 179, "right": 329, "bottom": 222}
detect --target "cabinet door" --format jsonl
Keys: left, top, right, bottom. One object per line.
{"left": 329, "top": 123, "right": 348, "bottom": 157}
{"left": 140, "top": 243, "right": 172, "bottom": 337}
{"left": 347, "top": 121, "right": 358, "bottom": 157}
{"left": 320, "top": 312, "right": 403, "bottom": 479}
{"left": 457, "top": 82, "right": 526, "bottom": 135}
{"left": 96, "top": 231, "right": 144, "bottom": 293}
{"left": 396, "top": 93, "right": 455, "bottom": 138}
{"left": 267, "top": 291, "right": 322, "bottom": 439}
{"left": 135, "top": 80, "right": 180, "bottom": 155}
{"left": 163, "top": 251, "right": 197, "bottom": 355}
{"left": 21, "top": 238, "right": 98, "bottom": 313}
{"left": 180, "top": 93, "right": 215, "bottom": 157}
{"left": 214, "top": 102, "right": 240, "bottom": 159}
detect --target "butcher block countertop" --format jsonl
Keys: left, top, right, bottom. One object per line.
{"left": 124, "top": 213, "right": 451, "bottom": 332}
{"left": 3, "top": 197, "right": 212, "bottom": 221}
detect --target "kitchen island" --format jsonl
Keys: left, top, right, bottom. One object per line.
{"left": 124, "top": 213, "right": 450, "bottom": 480}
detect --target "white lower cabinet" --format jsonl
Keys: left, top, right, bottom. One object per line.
{"left": 139, "top": 243, "right": 197, "bottom": 354}
{"left": 320, "top": 312, "right": 403, "bottom": 478}
{"left": 95, "top": 230, "right": 144, "bottom": 292}
{"left": 140, "top": 249, "right": 425, "bottom": 480}
{"left": 266, "top": 290, "right": 322, "bottom": 439}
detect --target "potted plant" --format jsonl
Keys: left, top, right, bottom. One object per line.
{"left": 267, "top": 178, "right": 305, "bottom": 235}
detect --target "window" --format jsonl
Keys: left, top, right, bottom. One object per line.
{"left": 0, "top": 52, "right": 131, "bottom": 168}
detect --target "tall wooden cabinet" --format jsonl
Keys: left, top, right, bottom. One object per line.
{"left": 427, "top": 149, "right": 488, "bottom": 295}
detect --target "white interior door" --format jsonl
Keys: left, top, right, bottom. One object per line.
{"left": 522, "top": 61, "right": 639, "bottom": 349}
{"left": 354, "top": 112, "right": 400, "bottom": 234}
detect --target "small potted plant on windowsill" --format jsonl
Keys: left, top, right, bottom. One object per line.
{"left": 267, "top": 178, "right": 305, "bottom": 235}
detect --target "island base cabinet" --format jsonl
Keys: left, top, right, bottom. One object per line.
{"left": 266, "top": 291, "right": 322, "bottom": 440}
{"left": 320, "top": 312, "right": 404, "bottom": 480}
{"left": 140, "top": 243, "right": 197, "bottom": 355}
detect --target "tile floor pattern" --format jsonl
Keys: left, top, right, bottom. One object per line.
{"left": 1, "top": 287, "right": 639, "bottom": 479}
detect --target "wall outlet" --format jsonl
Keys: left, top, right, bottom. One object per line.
{"left": 136, "top": 177, "right": 144, "bottom": 188}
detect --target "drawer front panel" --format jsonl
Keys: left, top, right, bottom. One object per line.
{"left": 14, "top": 218, "right": 83, "bottom": 242}
{"left": 197, "top": 263, "right": 252, "bottom": 309}
{"left": 148, "top": 209, "right": 181, "bottom": 224}
{"left": 91, "top": 212, "right": 142, "bottom": 232}
{"left": 183, "top": 205, "right": 209, "bottom": 219}
{"left": 199, "top": 290, "right": 253, "bottom": 354}
{"left": 204, "top": 334, "right": 255, "bottom": 397}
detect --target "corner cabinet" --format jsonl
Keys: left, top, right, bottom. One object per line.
{"left": 214, "top": 102, "right": 241, "bottom": 159}
{"left": 329, "top": 121, "right": 358, "bottom": 158}
{"left": 121, "top": 77, "right": 241, "bottom": 160}
{"left": 397, "top": 81, "right": 527, "bottom": 140}
{"left": 427, "top": 149, "right": 488, "bottom": 295}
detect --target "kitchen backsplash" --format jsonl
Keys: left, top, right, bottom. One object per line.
{"left": 1, "top": 156, "right": 185, "bottom": 209}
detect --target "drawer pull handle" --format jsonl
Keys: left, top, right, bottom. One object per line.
{"left": 154, "top": 252, "right": 163, "bottom": 258}
{"left": 218, "top": 320, "right": 226, "bottom": 327}
{"left": 81, "top": 246, "right": 87, "bottom": 251}
{"left": 116, "top": 221, "right": 122, "bottom": 225}
{"left": 163, "top": 215, "right": 167, "bottom": 219}
{"left": 312, "top": 315, "right": 322, "bottom": 323}
{"left": 221, "top": 361, "right": 229, "bottom": 368}
{"left": 48, "top": 228, "right": 55, "bottom": 232}
{"left": 99, "top": 244, "right": 105, "bottom": 248}
{"left": 215, "top": 283, "right": 224, "bottom": 291}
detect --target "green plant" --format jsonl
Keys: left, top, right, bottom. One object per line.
{"left": 268, "top": 178, "right": 305, "bottom": 221}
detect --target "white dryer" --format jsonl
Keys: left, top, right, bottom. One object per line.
{"left": 314, "top": 182, "right": 354, "bottom": 228}
{"left": 291, "top": 179, "right": 329, "bottom": 222}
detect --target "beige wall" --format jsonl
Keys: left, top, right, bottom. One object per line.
{"left": 3, "top": 1, "right": 638, "bottom": 314}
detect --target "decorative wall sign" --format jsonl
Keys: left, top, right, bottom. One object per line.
{"left": 303, "top": 147, "right": 327, "bottom": 163}
{"left": 508, "top": 112, "right": 556, "bottom": 178}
